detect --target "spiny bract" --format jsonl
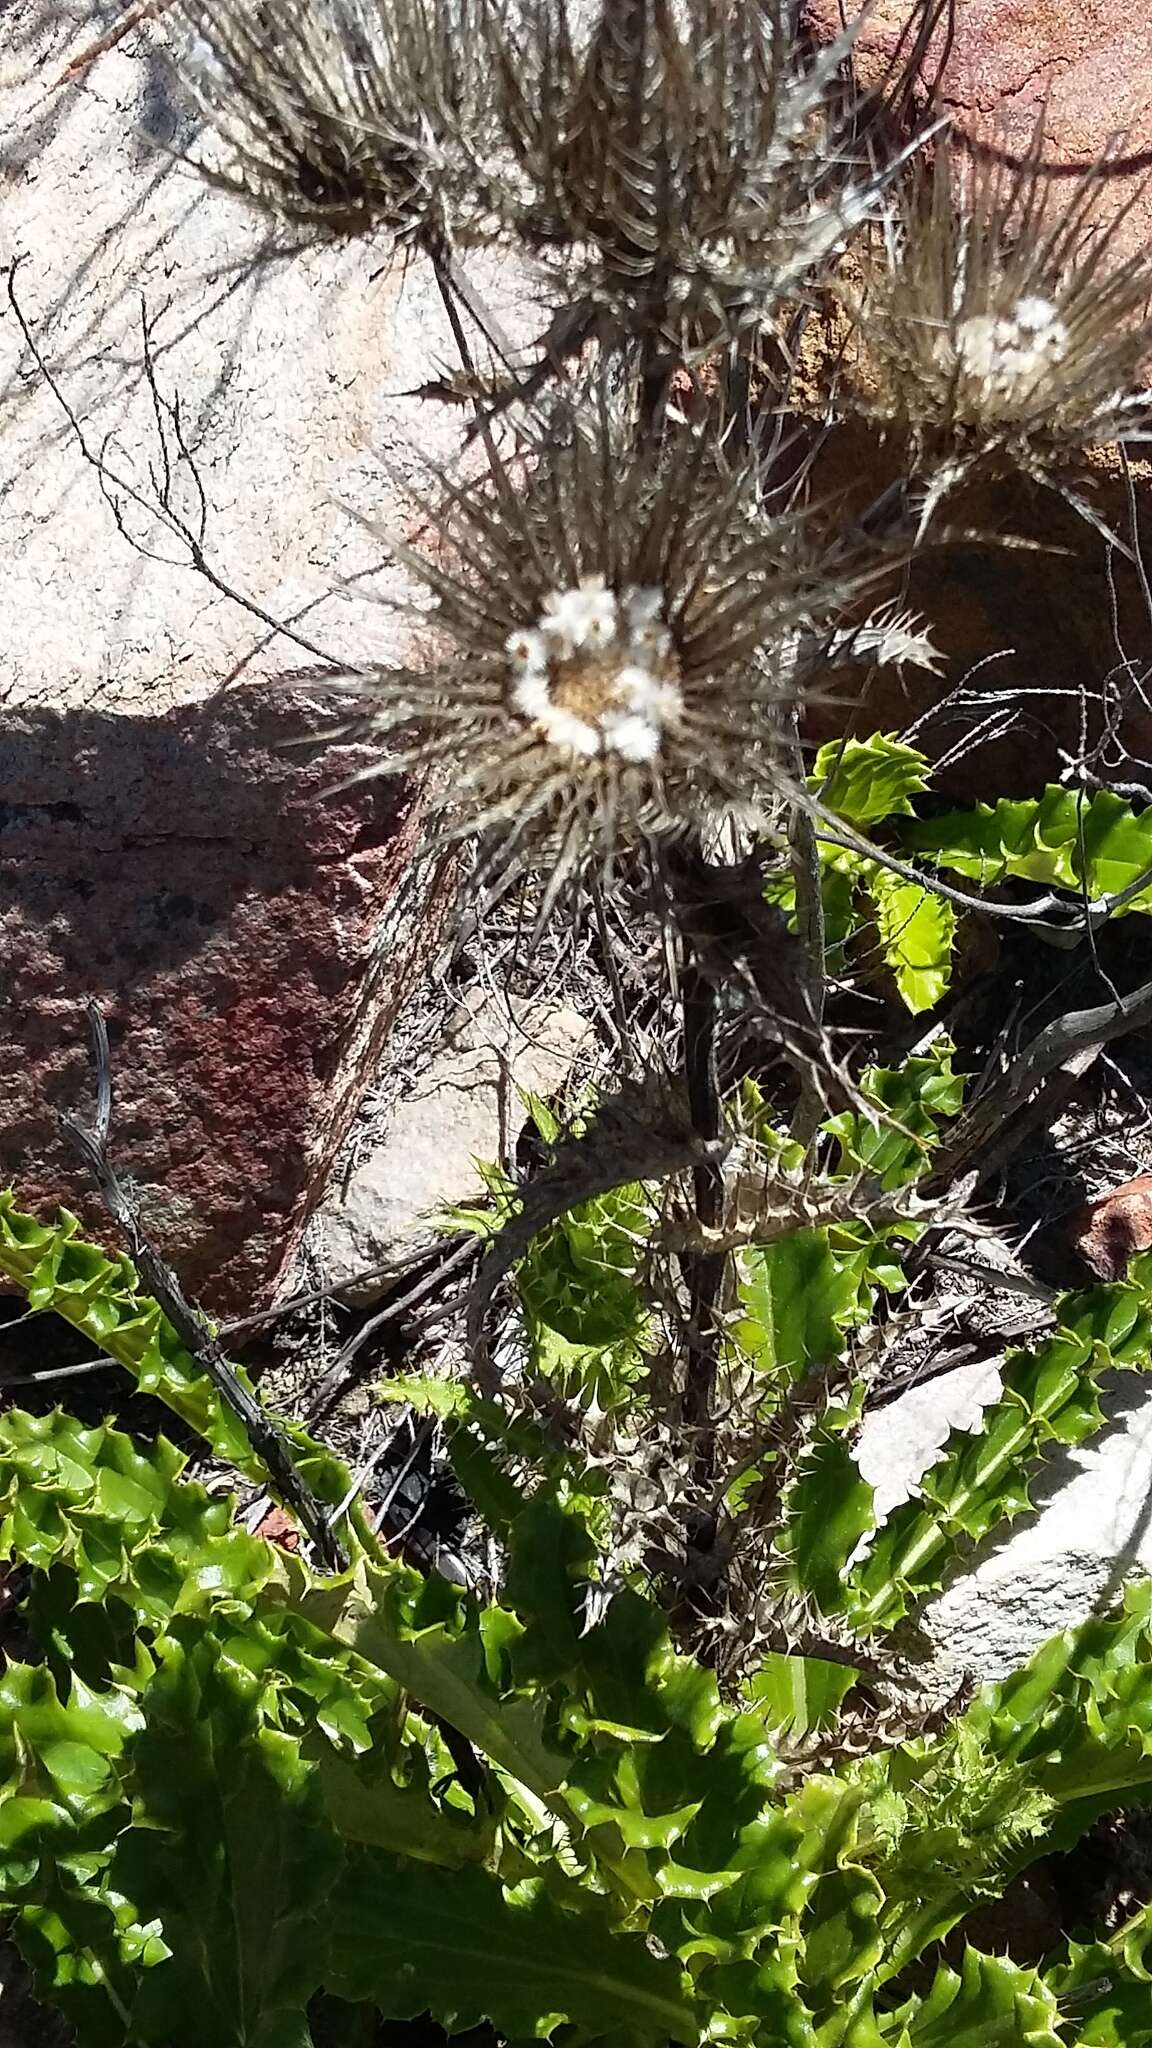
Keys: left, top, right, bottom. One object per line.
{"left": 168, "top": 0, "right": 498, "bottom": 241}
{"left": 485, "top": 0, "right": 925, "bottom": 337}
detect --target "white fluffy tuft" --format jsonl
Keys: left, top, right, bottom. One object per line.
{"left": 505, "top": 580, "right": 684, "bottom": 763}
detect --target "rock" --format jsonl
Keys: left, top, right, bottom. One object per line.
{"left": 856, "top": 1355, "right": 1003, "bottom": 1528}
{"left": 251, "top": 1504, "right": 302, "bottom": 1553}
{"left": 316, "top": 994, "right": 591, "bottom": 1301}
{"left": 0, "top": 6, "right": 533, "bottom": 1308}
{"left": 855, "top": 1340, "right": 1152, "bottom": 1686}
{"left": 808, "top": 0, "right": 1152, "bottom": 271}
{"left": 0, "top": 686, "right": 447, "bottom": 1313}
{"left": 798, "top": 0, "right": 1152, "bottom": 798}
{"left": 1073, "top": 1174, "right": 1152, "bottom": 1280}
{"left": 923, "top": 1374, "right": 1152, "bottom": 1678}
{"left": 0, "top": 4, "right": 528, "bottom": 712}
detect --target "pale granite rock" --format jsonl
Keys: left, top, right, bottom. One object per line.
{"left": 316, "top": 994, "right": 592, "bottom": 1301}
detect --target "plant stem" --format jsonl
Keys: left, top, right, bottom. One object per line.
{"left": 785, "top": 709, "right": 828, "bottom": 1146}
{"left": 663, "top": 845, "right": 727, "bottom": 1459}
{"left": 680, "top": 952, "right": 726, "bottom": 1435}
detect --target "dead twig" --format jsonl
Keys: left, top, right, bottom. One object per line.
{"left": 327, "top": 1415, "right": 433, "bottom": 1539}
{"left": 0, "top": 1357, "right": 123, "bottom": 1388}
{"left": 677, "top": 949, "right": 726, "bottom": 1437}
{"left": 61, "top": 1001, "right": 347, "bottom": 1573}
{"left": 918, "top": 1248, "right": 1058, "bottom": 1305}
{"left": 926, "top": 974, "right": 1152, "bottom": 1194}
{"left": 6, "top": 267, "right": 348, "bottom": 674}
{"left": 219, "top": 1239, "right": 449, "bottom": 1336}
{"left": 307, "top": 1234, "right": 480, "bottom": 1417}
{"left": 785, "top": 709, "right": 828, "bottom": 1147}
{"left": 58, "top": 1, "right": 176, "bottom": 85}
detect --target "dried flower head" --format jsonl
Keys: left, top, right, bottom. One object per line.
{"left": 322, "top": 383, "right": 881, "bottom": 914}
{"left": 486, "top": 0, "right": 923, "bottom": 335}
{"left": 856, "top": 120, "right": 1152, "bottom": 489}
{"left": 168, "top": 0, "right": 495, "bottom": 241}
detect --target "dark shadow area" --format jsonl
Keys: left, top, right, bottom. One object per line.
{"left": 0, "top": 1293, "right": 207, "bottom": 1456}
{"left": 802, "top": 417, "right": 1152, "bottom": 806}
{"left": 0, "top": 685, "right": 422, "bottom": 1311}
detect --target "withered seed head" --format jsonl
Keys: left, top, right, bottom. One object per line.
{"left": 486, "top": 0, "right": 923, "bottom": 337}
{"left": 318, "top": 378, "right": 886, "bottom": 916}
{"left": 855, "top": 118, "right": 1152, "bottom": 487}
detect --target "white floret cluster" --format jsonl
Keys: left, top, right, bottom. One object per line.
{"left": 952, "top": 293, "right": 1070, "bottom": 405}
{"left": 506, "top": 577, "right": 684, "bottom": 765}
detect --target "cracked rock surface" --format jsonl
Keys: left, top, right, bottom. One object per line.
{"left": 1, "top": 688, "right": 442, "bottom": 1311}
{"left": 807, "top": 0, "right": 1152, "bottom": 276}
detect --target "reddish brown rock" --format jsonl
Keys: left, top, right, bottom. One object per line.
{"left": 806, "top": 0, "right": 1152, "bottom": 264}
{"left": 0, "top": 686, "right": 447, "bottom": 1313}
{"left": 1072, "top": 1174, "right": 1152, "bottom": 1280}
{"left": 253, "top": 1504, "right": 302, "bottom": 1553}
{"left": 802, "top": 434, "right": 1152, "bottom": 800}
{"left": 790, "top": 3, "right": 1152, "bottom": 798}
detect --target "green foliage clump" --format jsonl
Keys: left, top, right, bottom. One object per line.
{"left": 4, "top": 1179, "right": 1152, "bottom": 2047}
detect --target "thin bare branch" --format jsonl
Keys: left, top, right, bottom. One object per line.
{"left": 61, "top": 1001, "right": 348, "bottom": 1574}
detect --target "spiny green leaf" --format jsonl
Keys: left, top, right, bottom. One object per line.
{"left": 774, "top": 1399, "right": 875, "bottom": 1618}
{"left": 317, "top": 1748, "right": 493, "bottom": 1866}
{"left": 0, "top": 1408, "right": 278, "bottom": 1627}
{"left": 15, "top": 1206, "right": 1152, "bottom": 2048}
{"left": 504, "top": 1492, "right": 599, "bottom": 1685}
{"left": 0, "top": 1659, "right": 138, "bottom": 1827}
{"left": 517, "top": 1171, "right": 653, "bottom": 1409}
{"left": 843, "top": 1269, "right": 1152, "bottom": 1634}
{"left": 111, "top": 1619, "right": 344, "bottom": 2047}
{"left": 784, "top": 1267, "right": 1152, "bottom": 1639}
{"left": 768, "top": 738, "right": 937, "bottom": 1002}
{"left": 811, "top": 735, "right": 931, "bottom": 827}
{"left": 903, "top": 786, "right": 1152, "bottom": 913}
{"left": 836, "top": 1584, "right": 1152, "bottom": 1976}
{"left": 964, "top": 1579, "right": 1152, "bottom": 1819}
{"left": 733, "top": 1232, "right": 876, "bottom": 1388}
{"left": 0, "top": 1197, "right": 357, "bottom": 1534}
{"left": 444, "top": 1425, "right": 532, "bottom": 1534}
{"left": 764, "top": 858, "right": 859, "bottom": 972}
{"left": 316, "top": 1562, "right": 568, "bottom": 1800}
{"left": 10, "top": 1880, "right": 152, "bottom": 2048}
{"left": 881, "top": 1948, "right": 1064, "bottom": 2047}
{"left": 1048, "top": 1906, "right": 1152, "bottom": 2045}
{"left": 0, "top": 1660, "right": 156, "bottom": 2046}
{"left": 375, "top": 1372, "right": 479, "bottom": 1420}
{"left": 801, "top": 1861, "right": 886, "bottom": 2009}
{"left": 328, "top": 1853, "right": 703, "bottom": 2045}
{"left": 1109, "top": 1898, "right": 1152, "bottom": 1984}
{"left": 745, "top": 1656, "right": 859, "bottom": 1744}
{"left": 865, "top": 869, "right": 957, "bottom": 1014}
{"left": 826, "top": 1046, "right": 964, "bottom": 1187}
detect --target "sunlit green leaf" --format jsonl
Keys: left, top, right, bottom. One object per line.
{"left": 811, "top": 735, "right": 931, "bottom": 827}
{"left": 865, "top": 870, "right": 957, "bottom": 1014}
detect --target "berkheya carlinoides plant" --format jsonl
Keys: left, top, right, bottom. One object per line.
{"left": 8, "top": 2, "right": 1152, "bottom": 2044}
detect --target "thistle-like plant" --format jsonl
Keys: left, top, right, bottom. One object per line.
{"left": 17, "top": 2, "right": 1152, "bottom": 2039}
{"left": 854, "top": 118, "right": 1152, "bottom": 503}
{"left": 168, "top": 0, "right": 497, "bottom": 242}
{"left": 485, "top": 0, "right": 924, "bottom": 339}
{"left": 324, "top": 380, "right": 888, "bottom": 915}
